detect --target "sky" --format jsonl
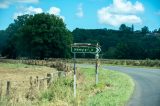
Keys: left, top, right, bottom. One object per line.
{"left": 0, "top": 0, "right": 160, "bottom": 31}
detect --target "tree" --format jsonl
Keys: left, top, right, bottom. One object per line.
{"left": 131, "top": 24, "right": 134, "bottom": 32}
{"left": 114, "top": 42, "right": 130, "bottom": 59}
{"left": 141, "top": 26, "right": 149, "bottom": 34}
{"left": 153, "top": 29, "right": 158, "bottom": 33}
{"left": 2, "top": 13, "right": 72, "bottom": 59}
{"left": 119, "top": 24, "right": 132, "bottom": 33}
{"left": 1, "top": 15, "right": 30, "bottom": 58}
{"left": 17, "top": 13, "right": 72, "bottom": 59}
{"left": 0, "top": 30, "right": 8, "bottom": 54}
{"left": 104, "top": 47, "right": 116, "bottom": 58}
{"left": 72, "top": 27, "right": 160, "bottom": 59}
{"left": 158, "top": 28, "right": 160, "bottom": 33}
{"left": 119, "top": 24, "right": 127, "bottom": 31}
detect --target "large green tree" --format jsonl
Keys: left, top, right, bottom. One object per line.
{"left": 2, "top": 13, "right": 72, "bottom": 59}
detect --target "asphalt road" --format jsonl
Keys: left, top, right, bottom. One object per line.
{"left": 104, "top": 66, "right": 160, "bottom": 106}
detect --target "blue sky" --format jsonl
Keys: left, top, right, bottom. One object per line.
{"left": 0, "top": 0, "right": 160, "bottom": 31}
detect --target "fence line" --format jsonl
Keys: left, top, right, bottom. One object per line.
{"left": 0, "top": 59, "right": 73, "bottom": 101}
{"left": 0, "top": 71, "right": 71, "bottom": 100}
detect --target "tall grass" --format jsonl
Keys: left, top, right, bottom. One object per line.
{"left": 39, "top": 77, "right": 74, "bottom": 106}
{"left": 39, "top": 67, "right": 134, "bottom": 106}
{"left": 0, "top": 62, "right": 134, "bottom": 106}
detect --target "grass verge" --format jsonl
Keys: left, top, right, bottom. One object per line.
{"left": 103, "top": 64, "right": 160, "bottom": 69}
{"left": 40, "top": 67, "right": 134, "bottom": 106}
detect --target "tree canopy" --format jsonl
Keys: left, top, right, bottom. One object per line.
{"left": 1, "top": 13, "right": 72, "bottom": 59}
{"left": 72, "top": 25, "right": 160, "bottom": 59}
{"left": 141, "top": 26, "right": 149, "bottom": 34}
{"left": 1, "top": 15, "right": 160, "bottom": 59}
{"left": 0, "top": 30, "right": 9, "bottom": 54}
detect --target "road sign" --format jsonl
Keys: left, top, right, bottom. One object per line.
{"left": 71, "top": 46, "right": 101, "bottom": 53}
{"left": 71, "top": 43, "right": 101, "bottom": 98}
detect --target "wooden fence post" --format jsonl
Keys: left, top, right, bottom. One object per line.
{"left": 42, "top": 60, "right": 44, "bottom": 66}
{"left": 36, "top": 76, "right": 39, "bottom": 87}
{"left": 30, "top": 76, "right": 33, "bottom": 87}
{"left": 34, "top": 60, "right": 36, "bottom": 65}
{"left": 6, "top": 81, "right": 10, "bottom": 96}
{"left": 39, "top": 79, "right": 44, "bottom": 91}
{"left": 58, "top": 71, "right": 64, "bottom": 77}
{"left": 34, "top": 79, "right": 37, "bottom": 85}
{"left": 50, "top": 73, "right": 53, "bottom": 83}
{"left": 0, "top": 81, "right": 2, "bottom": 99}
{"left": 47, "top": 73, "right": 51, "bottom": 87}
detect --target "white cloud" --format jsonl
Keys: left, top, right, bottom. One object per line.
{"left": 111, "top": 0, "right": 144, "bottom": 14}
{"left": 15, "top": 0, "right": 38, "bottom": 3}
{"left": 76, "top": 3, "right": 84, "bottom": 18}
{"left": 13, "top": 6, "right": 43, "bottom": 19}
{"left": 97, "top": 0, "right": 144, "bottom": 26}
{"left": 13, "top": 6, "right": 65, "bottom": 21}
{"left": 0, "top": 1, "right": 10, "bottom": 8}
{"left": 59, "top": 16, "right": 65, "bottom": 21}
{"left": 48, "top": 7, "right": 65, "bottom": 20}
{"left": 48, "top": 7, "right": 60, "bottom": 15}
{"left": 0, "top": 0, "right": 39, "bottom": 9}
{"left": 26, "top": 6, "right": 43, "bottom": 14}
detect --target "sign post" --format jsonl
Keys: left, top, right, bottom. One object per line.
{"left": 71, "top": 43, "right": 101, "bottom": 98}
{"left": 73, "top": 53, "right": 76, "bottom": 98}
{"left": 95, "top": 53, "right": 99, "bottom": 84}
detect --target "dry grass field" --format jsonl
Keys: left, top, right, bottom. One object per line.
{"left": 0, "top": 62, "right": 55, "bottom": 81}
{"left": 0, "top": 62, "right": 56, "bottom": 104}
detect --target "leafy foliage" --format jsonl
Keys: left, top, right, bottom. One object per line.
{"left": 1, "top": 16, "right": 160, "bottom": 59}
{"left": 73, "top": 25, "right": 160, "bottom": 59}
{"left": 1, "top": 13, "right": 72, "bottom": 59}
{"left": 0, "top": 30, "right": 9, "bottom": 54}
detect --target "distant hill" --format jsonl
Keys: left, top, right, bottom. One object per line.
{"left": 72, "top": 27, "right": 160, "bottom": 59}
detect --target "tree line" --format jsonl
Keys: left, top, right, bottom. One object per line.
{"left": 0, "top": 13, "right": 160, "bottom": 59}
{"left": 72, "top": 24, "right": 160, "bottom": 59}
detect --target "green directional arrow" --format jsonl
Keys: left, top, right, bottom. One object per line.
{"left": 96, "top": 47, "right": 101, "bottom": 53}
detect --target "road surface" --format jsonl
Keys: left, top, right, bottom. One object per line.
{"left": 104, "top": 65, "right": 160, "bottom": 106}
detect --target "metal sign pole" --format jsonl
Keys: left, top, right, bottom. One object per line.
{"left": 95, "top": 43, "right": 99, "bottom": 85}
{"left": 95, "top": 53, "right": 99, "bottom": 85}
{"left": 71, "top": 43, "right": 101, "bottom": 94}
{"left": 73, "top": 53, "right": 76, "bottom": 97}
